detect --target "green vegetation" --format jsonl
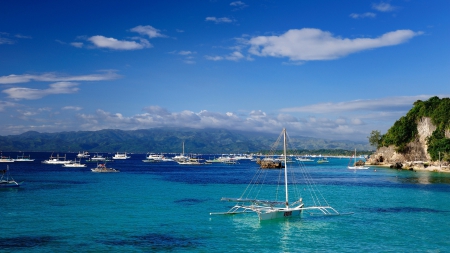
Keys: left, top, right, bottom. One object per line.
{"left": 377, "top": 96, "right": 450, "bottom": 161}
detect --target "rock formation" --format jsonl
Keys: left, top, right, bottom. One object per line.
{"left": 367, "top": 117, "right": 436, "bottom": 166}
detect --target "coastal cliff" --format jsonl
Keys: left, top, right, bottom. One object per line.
{"left": 367, "top": 96, "right": 450, "bottom": 171}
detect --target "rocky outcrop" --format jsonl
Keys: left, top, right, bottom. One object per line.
{"left": 256, "top": 158, "right": 282, "bottom": 169}
{"left": 367, "top": 117, "right": 435, "bottom": 166}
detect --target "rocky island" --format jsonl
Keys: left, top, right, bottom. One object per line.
{"left": 367, "top": 96, "right": 450, "bottom": 172}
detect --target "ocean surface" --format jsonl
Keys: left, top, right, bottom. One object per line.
{"left": 1, "top": 152, "right": 450, "bottom": 252}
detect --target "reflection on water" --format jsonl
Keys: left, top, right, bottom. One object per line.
{"left": 393, "top": 171, "right": 450, "bottom": 185}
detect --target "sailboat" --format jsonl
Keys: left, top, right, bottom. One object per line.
{"left": 173, "top": 141, "right": 189, "bottom": 162}
{"left": 348, "top": 149, "right": 369, "bottom": 170}
{"left": 211, "top": 128, "right": 347, "bottom": 221}
{"left": 0, "top": 165, "right": 21, "bottom": 188}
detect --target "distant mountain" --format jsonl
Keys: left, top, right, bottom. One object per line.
{"left": 0, "top": 127, "right": 372, "bottom": 154}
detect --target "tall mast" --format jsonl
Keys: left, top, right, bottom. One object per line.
{"left": 283, "top": 128, "right": 289, "bottom": 208}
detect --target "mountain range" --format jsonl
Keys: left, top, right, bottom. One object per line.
{"left": 0, "top": 128, "right": 372, "bottom": 154}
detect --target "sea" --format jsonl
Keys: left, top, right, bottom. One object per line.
{"left": 1, "top": 152, "right": 450, "bottom": 252}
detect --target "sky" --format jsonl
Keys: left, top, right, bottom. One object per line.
{"left": 0, "top": 0, "right": 449, "bottom": 142}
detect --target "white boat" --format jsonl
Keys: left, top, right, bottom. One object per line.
{"left": 296, "top": 157, "right": 314, "bottom": 162}
{"left": 317, "top": 157, "right": 329, "bottom": 163}
{"left": 42, "top": 153, "right": 72, "bottom": 164}
{"left": 76, "top": 151, "right": 90, "bottom": 158}
{"left": 87, "top": 154, "right": 107, "bottom": 162}
{"left": 173, "top": 142, "right": 189, "bottom": 162}
{"left": 0, "top": 157, "right": 14, "bottom": 163}
{"left": 177, "top": 157, "right": 204, "bottom": 165}
{"left": 142, "top": 153, "right": 173, "bottom": 162}
{"left": 112, "top": 152, "right": 130, "bottom": 160}
{"left": 0, "top": 165, "right": 21, "bottom": 187}
{"left": 348, "top": 149, "right": 369, "bottom": 170}
{"left": 91, "top": 163, "right": 119, "bottom": 173}
{"left": 211, "top": 128, "right": 347, "bottom": 221}
{"left": 63, "top": 159, "right": 86, "bottom": 167}
{"left": 13, "top": 153, "right": 35, "bottom": 162}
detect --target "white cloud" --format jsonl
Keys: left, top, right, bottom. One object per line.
{"left": 205, "top": 17, "right": 234, "bottom": 24}
{"left": 280, "top": 95, "right": 433, "bottom": 113}
{"left": 62, "top": 106, "right": 82, "bottom": 111}
{"left": 230, "top": 1, "right": 245, "bottom": 6}
{"left": 71, "top": 42, "right": 83, "bottom": 48}
{"left": 0, "top": 101, "right": 17, "bottom": 111}
{"left": 179, "top": 50, "right": 193, "bottom": 55}
{"left": 0, "top": 70, "right": 121, "bottom": 84}
{"left": 130, "top": 25, "right": 167, "bottom": 38}
{"left": 230, "top": 1, "right": 248, "bottom": 10}
{"left": 247, "top": 28, "right": 422, "bottom": 61}
{"left": 350, "top": 12, "right": 376, "bottom": 19}
{"left": 372, "top": 2, "right": 397, "bottom": 12}
{"left": 15, "top": 34, "right": 32, "bottom": 39}
{"left": 3, "top": 82, "right": 79, "bottom": 100}
{"left": 0, "top": 37, "right": 14, "bottom": 45}
{"left": 225, "top": 51, "right": 244, "bottom": 61}
{"left": 205, "top": 55, "right": 224, "bottom": 61}
{"left": 88, "top": 35, "right": 151, "bottom": 50}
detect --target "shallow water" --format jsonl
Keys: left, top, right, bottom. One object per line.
{"left": 1, "top": 152, "right": 450, "bottom": 252}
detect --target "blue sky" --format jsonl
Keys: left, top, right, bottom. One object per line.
{"left": 0, "top": 0, "right": 449, "bottom": 141}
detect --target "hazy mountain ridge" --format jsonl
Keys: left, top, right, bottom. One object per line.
{"left": 0, "top": 128, "right": 372, "bottom": 153}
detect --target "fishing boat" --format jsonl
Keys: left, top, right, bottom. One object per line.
{"left": 86, "top": 154, "right": 107, "bottom": 162}
{"left": 0, "top": 153, "right": 14, "bottom": 163}
{"left": 296, "top": 157, "right": 314, "bottom": 162}
{"left": 0, "top": 165, "right": 21, "bottom": 188}
{"left": 348, "top": 149, "right": 369, "bottom": 170}
{"left": 91, "top": 163, "right": 119, "bottom": 173}
{"left": 317, "top": 157, "right": 329, "bottom": 163}
{"left": 173, "top": 142, "right": 189, "bottom": 162}
{"left": 177, "top": 157, "right": 204, "bottom": 165}
{"left": 13, "top": 153, "right": 35, "bottom": 162}
{"left": 63, "top": 159, "right": 87, "bottom": 168}
{"left": 211, "top": 128, "right": 347, "bottom": 221}
{"left": 76, "top": 151, "right": 90, "bottom": 158}
{"left": 112, "top": 152, "right": 130, "bottom": 160}
{"left": 42, "top": 153, "right": 72, "bottom": 164}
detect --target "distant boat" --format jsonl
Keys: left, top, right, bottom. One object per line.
{"left": 348, "top": 149, "right": 369, "bottom": 170}
{"left": 13, "top": 153, "right": 35, "bottom": 162}
{"left": 42, "top": 153, "right": 71, "bottom": 164}
{"left": 91, "top": 163, "right": 119, "bottom": 173}
{"left": 86, "top": 154, "right": 107, "bottom": 162}
{"left": 112, "top": 152, "right": 130, "bottom": 160}
{"left": 317, "top": 157, "right": 329, "bottom": 163}
{"left": 76, "top": 151, "right": 90, "bottom": 158}
{"left": 296, "top": 157, "right": 314, "bottom": 162}
{"left": 142, "top": 153, "right": 173, "bottom": 162}
{"left": 0, "top": 153, "right": 14, "bottom": 163}
{"left": 177, "top": 157, "right": 204, "bottom": 165}
{"left": 173, "top": 142, "right": 189, "bottom": 162}
{"left": 63, "top": 159, "right": 86, "bottom": 168}
{"left": 0, "top": 165, "right": 21, "bottom": 188}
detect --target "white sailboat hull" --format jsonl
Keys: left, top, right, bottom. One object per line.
{"left": 258, "top": 207, "right": 303, "bottom": 220}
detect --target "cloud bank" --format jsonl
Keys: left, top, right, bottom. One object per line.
{"left": 0, "top": 70, "right": 120, "bottom": 84}
{"left": 247, "top": 28, "right": 422, "bottom": 61}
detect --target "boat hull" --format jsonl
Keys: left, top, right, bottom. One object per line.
{"left": 258, "top": 208, "right": 302, "bottom": 220}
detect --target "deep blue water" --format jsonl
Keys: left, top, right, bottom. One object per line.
{"left": 1, "top": 152, "right": 450, "bottom": 252}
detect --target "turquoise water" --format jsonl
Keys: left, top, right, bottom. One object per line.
{"left": 1, "top": 152, "right": 450, "bottom": 252}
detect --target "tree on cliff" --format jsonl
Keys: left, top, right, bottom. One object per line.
{"left": 368, "top": 130, "right": 382, "bottom": 148}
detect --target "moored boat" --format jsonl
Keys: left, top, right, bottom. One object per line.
{"left": 0, "top": 165, "right": 21, "bottom": 188}
{"left": 91, "top": 163, "right": 119, "bottom": 173}
{"left": 112, "top": 152, "right": 130, "bottom": 160}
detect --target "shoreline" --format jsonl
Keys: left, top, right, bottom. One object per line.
{"left": 367, "top": 163, "right": 450, "bottom": 173}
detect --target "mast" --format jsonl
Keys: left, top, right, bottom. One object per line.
{"left": 182, "top": 141, "right": 185, "bottom": 156}
{"left": 283, "top": 128, "right": 289, "bottom": 208}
